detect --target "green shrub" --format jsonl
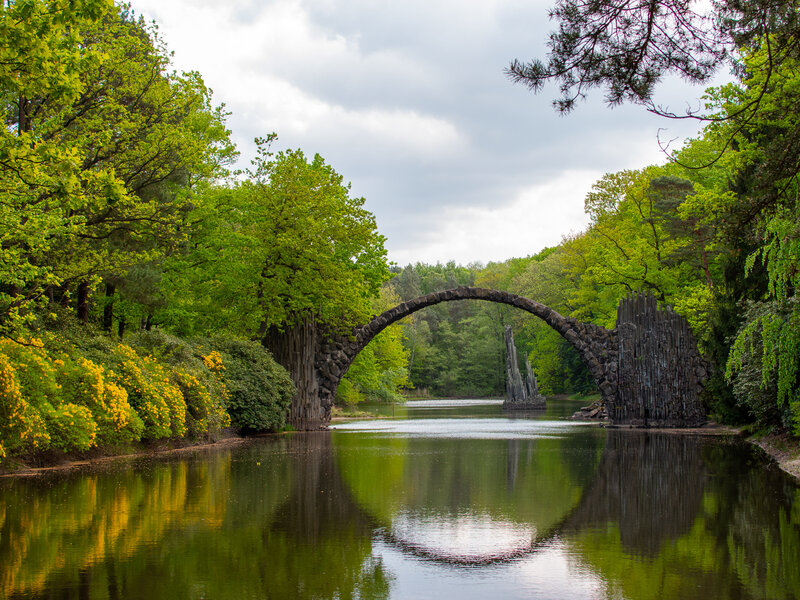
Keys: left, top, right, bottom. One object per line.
{"left": 127, "top": 331, "right": 230, "bottom": 439}
{"left": 727, "top": 300, "right": 798, "bottom": 432}
{"left": 42, "top": 402, "right": 97, "bottom": 452}
{"left": 208, "top": 338, "right": 294, "bottom": 431}
{"left": 335, "top": 378, "right": 363, "bottom": 406}
{"left": 0, "top": 324, "right": 293, "bottom": 462}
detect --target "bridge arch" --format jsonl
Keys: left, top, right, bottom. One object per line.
{"left": 315, "top": 287, "right": 618, "bottom": 419}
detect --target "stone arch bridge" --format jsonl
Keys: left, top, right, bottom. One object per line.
{"left": 264, "top": 288, "right": 707, "bottom": 430}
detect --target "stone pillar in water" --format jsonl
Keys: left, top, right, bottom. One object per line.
{"left": 503, "top": 325, "right": 546, "bottom": 410}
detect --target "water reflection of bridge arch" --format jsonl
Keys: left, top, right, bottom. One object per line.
{"left": 3, "top": 424, "right": 793, "bottom": 600}
{"left": 325, "top": 428, "right": 709, "bottom": 568}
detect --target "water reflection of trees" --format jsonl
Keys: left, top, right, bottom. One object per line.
{"left": 0, "top": 435, "right": 388, "bottom": 600}
{"left": 699, "top": 441, "right": 800, "bottom": 599}
{"left": 336, "top": 430, "right": 605, "bottom": 532}
{"left": 335, "top": 427, "right": 800, "bottom": 599}
{"left": 335, "top": 429, "right": 606, "bottom": 564}
{"left": 0, "top": 455, "right": 230, "bottom": 597}
{"left": 271, "top": 432, "right": 373, "bottom": 542}
{"left": 335, "top": 429, "right": 711, "bottom": 566}
{"left": 566, "top": 432, "right": 800, "bottom": 600}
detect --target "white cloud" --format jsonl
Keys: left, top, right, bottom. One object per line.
{"left": 137, "top": 0, "right": 464, "bottom": 159}
{"left": 132, "top": 0, "right": 713, "bottom": 266}
{"left": 388, "top": 170, "right": 598, "bottom": 265}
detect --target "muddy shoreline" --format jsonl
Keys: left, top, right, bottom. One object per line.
{"left": 0, "top": 434, "right": 255, "bottom": 478}
{"left": 750, "top": 434, "right": 800, "bottom": 480}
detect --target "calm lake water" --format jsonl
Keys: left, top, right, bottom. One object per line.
{"left": 2, "top": 398, "right": 799, "bottom": 599}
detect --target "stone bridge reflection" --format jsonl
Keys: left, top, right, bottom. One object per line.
{"left": 325, "top": 430, "right": 709, "bottom": 566}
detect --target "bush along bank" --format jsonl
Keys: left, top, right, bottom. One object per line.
{"left": 0, "top": 324, "right": 295, "bottom": 469}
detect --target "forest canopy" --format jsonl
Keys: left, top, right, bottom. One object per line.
{"left": 503, "top": 0, "right": 800, "bottom": 432}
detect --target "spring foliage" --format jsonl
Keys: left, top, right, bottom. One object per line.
{"left": 0, "top": 329, "right": 296, "bottom": 462}
{"left": 0, "top": 0, "right": 235, "bottom": 336}
{"left": 0, "top": 0, "right": 385, "bottom": 464}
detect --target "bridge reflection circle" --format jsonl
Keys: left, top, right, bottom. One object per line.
{"left": 374, "top": 510, "right": 557, "bottom": 566}
{"left": 332, "top": 415, "right": 605, "bottom": 567}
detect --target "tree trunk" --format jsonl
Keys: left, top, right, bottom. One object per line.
{"left": 59, "top": 284, "right": 70, "bottom": 308}
{"left": 103, "top": 282, "right": 116, "bottom": 332}
{"left": 118, "top": 316, "right": 126, "bottom": 339}
{"left": 18, "top": 96, "right": 30, "bottom": 135}
{"left": 701, "top": 247, "right": 714, "bottom": 289}
{"left": 77, "top": 281, "right": 89, "bottom": 324}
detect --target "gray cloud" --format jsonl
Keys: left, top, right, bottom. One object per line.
{"left": 134, "top": 0, "right": 713, "bottom": 264}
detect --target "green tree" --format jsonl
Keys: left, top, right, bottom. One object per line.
{"left": 716, "top": 49, "right": 800, "bottom": 430}
{"left": 160, "top": 137, "right": 390, "bottom": 338}
{"left": 337, "top": 286, "right": 410, "bottom": 405}
{"left": 509, "top": 1, "right": 800, "bottom": 429}
{"left": 0, "top": 1, "right": 234, "bottom": 334}
{"left": 507, "top": 0, "right": 799, "bottom": 121}
{"left": 509, "top": 243, "right": 595, "bottom": 394}
{"left": 386, "top": 262, "right": 512, "bottom": 398}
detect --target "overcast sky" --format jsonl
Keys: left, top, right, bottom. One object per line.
{"left": 131, "top": 0, "right": 714, "bottom": 267}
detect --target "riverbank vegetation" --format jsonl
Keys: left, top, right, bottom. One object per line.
{"left": 0, "top": 0, "right": 397, "bottom": 465}
{"left": 2, "top": 0, "right": 800, "bottom": 464}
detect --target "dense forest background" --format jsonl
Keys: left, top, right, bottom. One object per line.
{"left": 1, "top": 0, "right": 799, "bottom": 463}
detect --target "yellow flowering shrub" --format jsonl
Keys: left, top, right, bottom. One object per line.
{"left": 201, "top": 351, "right": 225, "bottom": 373}
{"left": 173, "top": 369, "right": 230, "bottom": 438}
{"left": 0, "top": 338, "right": 111, "bottom": 454}
{"left": 0, "top": 338, "right": 59, "bottom": 410}
{"left": 0, "top": 353, "right": 50, "bottom": 458}
{"left": 111, "top": 345, "right": 186, "bottom": 439}
{"left": 42, "top": 402, "right": 97, "bottom": 452}
{"left": 58, "top": 357, "right": 144, "bottom": 445}
{"left": 122, "top": 333, "right": 233, "bottom": 439}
